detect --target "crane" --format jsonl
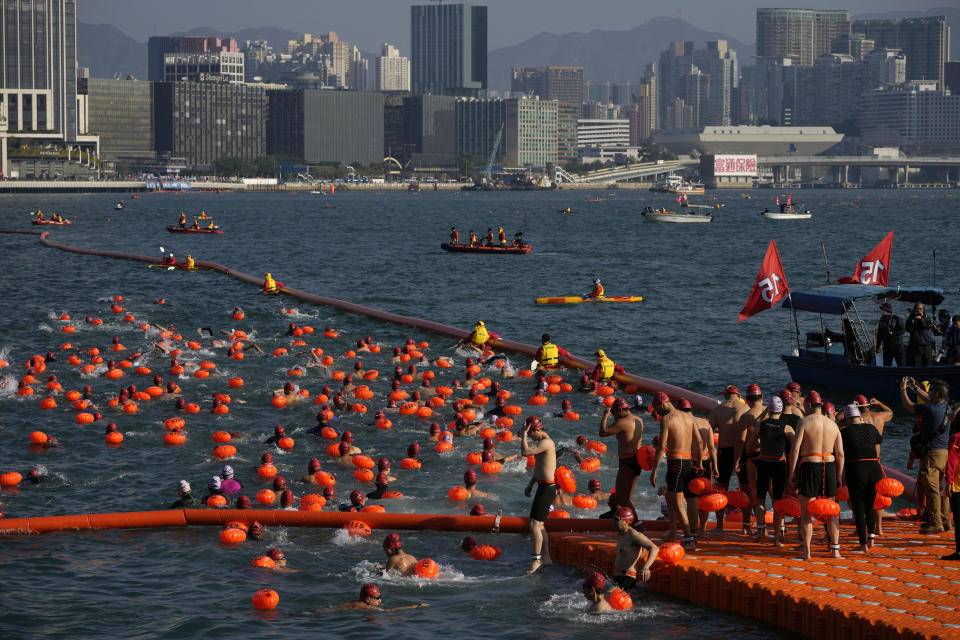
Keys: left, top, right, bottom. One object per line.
{"left": 482, "top": 123, "right": 504, "bottom": 185}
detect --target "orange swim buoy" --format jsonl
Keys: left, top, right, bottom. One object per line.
{"left": 555, "top": 466, "right": 576, "bottom": 495}
{"left": 480, "top": 461, "right": 502, "bottom": 474}
{"left": 251, "top": 555, "right": 275, "bottom": 568}
{"left": 688, "top": 477, "right": 712, "bottom": 496}
{"left": 494, "top": 417, "right": 513, "bottom": 429}
{"left": 251, "top": 589, "right": 279, "bottom": 610}
{"left": 726, "top": 489, "right": 750, "bottom": 510}
{"left": 528, "top": 395, "right": 547, "bottom": 406}
{"left": 258, "top": 464, "right": 278, "bottom": 479}
{"left": 75, "top": 412, "right": 95, "bottom": 425}
{"left": 876, "top": 478, "right": 904, "bottom": 498}
{"left": 1, "top": 471, "right": 23, "bottom": 487}
{"left": 354, "top": 468, "right": 374, "bottom": 482}
{"left": 636, "top": 445, "right": 655, "bottom": 470}
{"left": 256, "top": 489, "right": 277, "bottom": 505}
{"left": 874, "top": 494, "right": 893, "bottom": 509}
{"left": 184, "top": 403, "right": 201, "bottom": 413}
{"left": 342, "top": 520, "right": 371, "bottom": 537}
{"left": 413, "top": 558, "right": 439, "bottom": 579}
{"left": 164, "top": 432, "right": 186, "bottom": 445}
{"left": 213, "top": 445, "right": 237, "bottom": 459}
{"left": 466, "top": 452, "right": 483, "bottom": 465}
{"left": 352, "top": 455, "right": 375, "bottom": 469}
{"left": 808, "top": 497, "right": 840, "bottom": 521}
{"left": 207, "top": 495, "right": 227, "bottom": 507}
{"left": 376, "top": 418, "right": 393, "bottom": 429}
{"left": 105, "top": 431, "right": 124, "bottom": 445}
{"left": 572, "top": 495, "right": 597, "bottom": 509}
{"left": 448, "top": 486, "right": 468, "bottom": 500}
{"left": 658, "top": 542, "right": 685, "bottom": 564}
{"left": 774, "top": 496, "right": 801, "bottom": 518}
{"left": 164, "top": 417, "right": 185, "bottom": 430}
{"left": 362, "top": 504, "right": 387, "bottom": 513}
{"left": 698, "top": 492, "right": 728, "bottom": 512}
{"left": 547, "top": 509, "right": 570, "bottom": 519}
{"left": 495, "top": 430, "right": 513, "bottom": 442}
{"left": 435, "top": 441, "right": 453, "bottom": 453}
{"left": 314, "top": 471, "right": 335, "bottom": 487}
{"left": 272, "top": 395, "right": 288, "bottom": 409}
{"left": 40, "top": 397, "right": 56, "bottom": 410}
{"left": 400, "top": 458, "right": 421, "bottom": 470}
{"left": 470, "top": 544, "right": 502, "bottom": 561}
{"left": 29, "top": 431, "right": 48, "bottom": 444}
{"left": 277, "top": 437, "right": 295, "bottom": 450}
{"left": 320, "top": 427, "right": 338, "bottom": 440}
{"left": 301, "top": 494, "right": 326, "bottom": 508}
{"left": 416, "top": 406, "right": 433, "bottom": 418}
{"left": 607, "top": 589, "right": 633, "bottom": 610}
{"left": 579, "top": 457, "right": 600, "bottom": 472}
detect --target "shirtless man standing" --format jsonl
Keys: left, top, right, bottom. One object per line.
{"left": 734, "top": 384, "right": 766, "bottom": 534}
{"left": 651, "top": 392, "right": 703, "bottom": 550}
{"left": 521, "top": 415, "right": 557, "bottom": 574}
{"left": 788, "top": 390, "right": 845, "bottom": 560}
{"left": 381, "top": 533, "right": 418, "bottom": 576}
{"left": 611, "top": 506, "right": 659, "bottom": 590}
{"left": 709, "top": 384, "right": 749, "bottom": 531}
{"left": 678, "top": 398, "right": 719, "bottom": 537}
{"left": 855, "top": 394, "right": 893, "bottom": 535}
{"left": 599, "top": 397, "right": 644, "bottom": 519}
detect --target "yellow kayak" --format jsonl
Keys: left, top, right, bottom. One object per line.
{"left": 535, "top": 295, "right": 643, "bottom": 304}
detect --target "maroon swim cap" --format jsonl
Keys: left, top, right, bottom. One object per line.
{"left": 588, "top": 479, "right": 602, "bottom": 492}
{"left": 576, "top": 435, "right": 588, "bottom": 446}
{"left": 262, "top": 453, "right": 274, "bottom": 464}
{"left": 308, "top": 458, "right": 321, "bottom": 473}
{"left": 407, "top": 443, "right": 420, "bottom": 457}
{"left": 460, "top": 535, "right": 478, "bottom": 551}
{"left": 361, "top": 583, "right": 380, "bottom": 599}
{"left": 481, "top": 450, "right": 494, "bottom": 462}
{"left": 350, "top": 490, "right": 365, "bottom": 505}
{"left": 614, "top": 506, "right": 635, "bottom": 523}
{"left": 482, "top": 437, "right": 495, "bottom": 450}
{"left": 378, "top": 457, "right": 390, "bottom": 471}
{"left": 273, "top": 477, "right": 287, "bottom": 491}
{"left": 613, "top": 397, "right": 629, "bottom": 411}
{"left": 274, "top": 425, "right": 285, "bottom": 436}
{"left": 524, "top": 415, "right": 542, "bottom": 429}
{"left": 584, "top": 572, "right": 605, "bottom": 590}
{"left": 383, "top": 532, "right": 402, "bottom": 549}
{"left": 430, "top": 423, "right": 441, "bottom": 434}
{"left": 677, "top": 398, "right": 692, "bottom": 410}
{"left": 470, "top": 504, "right": 486, "bottom": 516}
{"left": 105, "top": 422, "right": 118, "bottom": 433}
{"left": 236, "top": 495, "right": 251, "bottom": 509}
{"left": 267, "top": 548, "right": 284, "bottom": 561}
{"left": 341, "top": 430, "right": 354, "bottom": 442}
{"left": 464, "top": 469, "right": 478, "bottom": 484}
{"left": 322, "top": 486, "right": 336, "bottom": 499}
{"left": 375, "top": 473, "right": 389, "bottom": 488}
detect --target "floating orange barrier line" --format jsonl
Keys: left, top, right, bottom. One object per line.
{"left": 551, "top": 518, "right": 960, "bottom": 640}
{"left": 0, "top": 509, "right": 621, "bottom": 535}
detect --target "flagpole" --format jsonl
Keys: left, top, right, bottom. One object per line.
{"left": 788, "top": 292, "right": 802, "bottom": 354}
{"left": 820, "top": 242, "right": 831, "bottom": 284}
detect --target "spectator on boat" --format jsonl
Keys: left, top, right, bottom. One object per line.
{"left": 498, "top": 226, "right": 506, "bottom": 245}
{"left": 876, "top": 303, "right": 906, "bottom": 367}
{"left": 468, "top": 230, "right": 477, "bottom": 246}
{"left": 450, "top": 227, "right": 459, "bottom": 244}
{"left": 485, "top": 228, "right": 494, "bottom": 246}
{"left": 945, "top": 316, "right": 960, "bottom": 365}
{"left": 906, "top": 303, "right": 940, "bottom": 366}
{"left": 513, "top": 231, "right": 524, "bottom": 247}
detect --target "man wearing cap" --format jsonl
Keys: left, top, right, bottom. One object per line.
{"left": 591, "top": 349, "right": 624, "bottom": 385}
{"left": 582, "top": 573, "right": 613, "bottom": 612}
{"left": 788, "top": 390, "right": 845, "bottom": 560}
{"left": 678, "top": 398, "right": 719, "bottom": 538}
{"left": 906, "top": 302, "right": 939, "bottom": 366}
{"left": 599, "top": 397, "right": 645, "bottom": 519}
{"left": 709, "top": 385, "right": 750, "bottom": 531}
{"left": 168, "top": 480, "right": 197, "bottom": 508}
{"left": 840, "top": 404, "right": 883, "bottom": 552}
{"left": 325, "top": 583, "right": 429, "bottom": 612}
{"left": 651, "top": 392, "right": 703, "bottom": 550}
{"left": 902, "top": 377, "right": 952, "bottom": 534}
{"left": 744, "top": 396, "right": 794, "bottom": 546}
{"left": 381, "top": 533, "right": 419, "bottom": 576}
{"left": 459, "top": 320, "right": 491, "bottom": 353}
{"left": 463, "top": 469, "right": 488, "bottom": 499}
{"left": 854, "top": 394, "right": 893, "bottom": 534}
{"left": 612, "top": 506, "right": 659, "bottom": 589}
{"left": 366, "top": 473, "right": 392, "bottom": 500}
{"left": 521, "top": 415, "right": 557, "bottom": 574}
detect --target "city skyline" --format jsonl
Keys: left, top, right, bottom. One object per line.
{"left": 78, "top": 0, "right": 951, "bottom": 52}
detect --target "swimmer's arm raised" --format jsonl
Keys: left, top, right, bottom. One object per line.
{"left": 598, "top": 407, "right": 619, "bottom": 437}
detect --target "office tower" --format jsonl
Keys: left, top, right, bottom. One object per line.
{"left": 86, "top": 79, "right": 155, "bottom": 164}
{"left": 556, "top": 102, "right": 578, "bottom": 163}
{"left": 411, "top": 3, "right": 487, "bottom": 97}
{"left": 756, "top": 8, "right": 851, "bottom": 66}
{"left": 510, "top": 66, "right": 583, "bottom": 104}
{"left": 377, "top": 44, "right": 411, "bottom": 92}
{"left": 0, "top": 0, "right": 79, "bottom": 141}
{"left": 504, "top": 98, "right": 557, "bottom": 166}
{"left": 852, "top": 16, "right": 950, "bottom": 88}
{"left": 164, "top": 51, "right": 245, "bottom": 83}
{"left": 658, "top": 40, "right": 738, "bottom": 128}
{"left": 149, "top": 36, "right": 239, "bottom": 82}
{"left": 860, "top": 81, "right": 960, "bottom": 153}
{"left": 946, "top": 61, "right": 960, "bottom": 94}
{"left": 455, "top": 97, "right": 505, "bottom": 161}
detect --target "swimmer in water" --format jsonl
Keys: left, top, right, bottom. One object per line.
{"left": 380, "top": 533, "right": 418, "bottom": 576}
{"left": 263, "top": 424, "right": 287, "bottom": 445}
{"left": 582, "top": 573, "right": 613, "bottom": 613}
{"left": 377, "top": 458, "right": 398, "bottom": 483}
{"left": 168, "top": 480, "right": 198, "bottom": 508}
{"left": 318, "top": 583, "right": 428, "bottom": 612}
{"left": 612, "top": 506, "right": 659, "bottom": 589}
{"left": 299, "top": 458, "right": 323, "bottom": 484}
{"left": 339, "top": 489, "right": 366, "bottom": 512}
{"left": 366, "top": 473, "right": 391, "bottom": 500}
{"left": 220, "top": 465, "right": 243, "bottom": 494}
{"left": 463, "top": 469, "right": 488, "bottom": 499}
{"left": 340, "top": 431, "right": 361, "bottom": 455}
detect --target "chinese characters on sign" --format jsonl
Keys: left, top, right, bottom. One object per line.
{"left": 712, "top": 155, "right": 758, "bottom": 176}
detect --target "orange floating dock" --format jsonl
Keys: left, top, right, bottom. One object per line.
{"left": 551, "top": 517, "right": 960, "bottom": 639}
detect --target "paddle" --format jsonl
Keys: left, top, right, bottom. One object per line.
{"left": 159, "top": 246, "right": 175, "bottom": 271}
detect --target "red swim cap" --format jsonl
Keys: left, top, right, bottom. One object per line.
{"left": 470, "top": 504, "right": 486, "bottom": 515}
{"left": 377, "top": 457, "right": 390, "bottom": 470}
{"left": 273, "top": 477, "right": 287, "bottom": 491}
{"left": 375, "top": 473, "right": 389, "bottom": 487}
{"left": 407, "top": 443, "right": 420, "bottom": 457}
{"left": 383, "top": 532, "right": 402, "bottom": 549}
{"left": 338, "top": 442, "right": 351, "bottom": 455}
{"left": 308, "top": 458, "right": 321, "bottom": 473}
{"left": 267, "top": 548, "right": 284, "bottom": 561}
{"left": 322, "top": 486, "right": 336, "bottom": 499}
{"left": 350, "top": 490, "right": 365, "bottom": 505}
{"left": 746, "top": 383, "right": 762, "bottom": 397}
{"left": 576, "top": 435, "right": 588, "bottom": 446}
{"left": 430, "top": 423, "right": 441, "bottom": 434}
{"left": 481, "top": 450, "right": 494, "bottom": 462}
{"left": 805, "top": 390, "right": 822, "bottom": 405}
{"left": 588, "top": 479, "right": 601, "bottom": 492}
{"left": 613, "top": 397, "right": 629, "bottom": 410}
{"left": 262, "top": 453, "right": 274, "bottom": 464}
{"left": 280, "top": 489, "right": 294, "bottom": 506}
{"left": 360, "top": 583, "right": 380, "bottom": 599}
{"left": 653, "top": 392, "right": 670, "bottom": 405}
{"left": 482, "top": 437, "right": 495, "bottom": 450}
{"left": 274, "top": 425, "right": 285, "bottom": 436}
{"left": 341, "top": 430, "right": 354, "bottom": 442}
{"left": 460, "top": 535, "right": 478, "bottom": 551}
{"left": 677, "top": 398, "right": 692, "bottom": 410}
{"left": 584, "top": 572, "right": 605, "bottom": 590}
{"left": 614, "top": 506, "right": 635, "bottom": 523}
{"left": 464, "top": 469, "right": 478, "bottom": 484}
{"left": 236, "top": 495, "right": 251, "bottom": 509}
{"left": 524, "top": 415, "right": 542, "bottom": 429}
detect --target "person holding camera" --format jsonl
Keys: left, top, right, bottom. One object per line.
{"left": 875, "top": 302, "right": 906, "bottom": 366}
{"left": 905, "top": 303, "right": 940, "bottom": 366}
{"left": 901, "top": 377, "right": 952, "bottom": 534}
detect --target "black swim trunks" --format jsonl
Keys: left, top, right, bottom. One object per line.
{"left": 612, "top": 573, "right": 637, "bottom": 589}
{"left": 754, "top": 458, "right": 787, "bottom": 502}
{"left": 665, "top": 458, "right": 693, "bottom": 493}
{"left": 619, "top": 455, "right": 643, "bottom": 475}
{"left": 530, "top": 482, "right": 558, "bottom": 522}
{"left": 798, "top": 461, "right": 838, "bottom": 499}
{"left": 717, "top": 446, "right": 749, "bottom": 487}
{"left": 684, "top": 463, "right": 712, "bottom": 499}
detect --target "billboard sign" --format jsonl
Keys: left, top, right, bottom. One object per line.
{"left": 712, "top": 154, "right": 757, "bottom": 176}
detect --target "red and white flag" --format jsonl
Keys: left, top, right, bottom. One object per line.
{"left": 739, "top": 239, "right": 790, "bottom": 322}
{"left": 837, "top": 230, "right": 893, "bottom": 285}
{"left": 786, "top": 193, "right": 792, "bottom": 206}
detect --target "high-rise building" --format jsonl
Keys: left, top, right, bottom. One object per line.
{"left": 411, "top": 3, "right": 487, "bottom": 97}
{"left": 149, "top": 36, "right": 239, "bottom": 82}
{"left": 556, "top": 102, "right": 578, "bottom": 163}
{"left": 86, "top": 79, "right": 155, "bottom": 164}
{"left": 0, "top": 0, "right": 80, "bottom": 141}
{"left": 455, "top": 97, "right": 505, "bottom": 162}
{"left": 164, "top": 52, "right": 245, "bottom": 83}
{"left": 946, "top": 61, "right": 960, "bottom": 94}
{"left": 154, "top": 82, "right": 266, "bottom": 170}
{"left": 756, "top": 8, "right": 851, "bottom": 66}
{"left": 860, "top": 81, "right": 960, "bottom": 153}
{"left": 510, "top": 66, "right": 583, "bottom": 104}
{"left": 389, "top": 95, "right": 457, "bottom": 169}
{"left": 863, "top": 49, "right": 906, "bottom": 88}
{"left": 852, "top": 17, "right": 950, "bottom": 88}
{"left": 658, "top": 40, "right": 738, "bottom": 129}
{"left": 376, "top": 44, "right": 411, "bottom": 92}
{"left": 505, "top": 98, "right": 557, "bottom": 166}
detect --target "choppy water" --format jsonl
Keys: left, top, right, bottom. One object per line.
{"left": 0, "top": 188, "right": 956, "bottom": 639}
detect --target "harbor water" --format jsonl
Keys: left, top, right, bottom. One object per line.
{"left": 0, "top": 188, "right": 956, "bottom": 639}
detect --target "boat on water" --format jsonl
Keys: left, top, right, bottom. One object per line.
{"left": 666, "top": 183, "right": 706, "bottom": 195}
{"left": 115, "top": 202, "right": 125, "bottom": 210}
{"left": 31, "top": 219, "right": 71, "bottom": 226}
{"left": 641, "top": 207, "right": 713, "bottom": 223}
{"left": 166, "top": 226, "right": 224, "bottom": 235}
{"left": 780, "top": 283, "right": 959, "bottom": 396}
{"left": 535, "top": 295, "right": 643, "bottom": 304}
{"left": 441, "top": 242, "right": 531, "bottom": 255}
{"left": 764, "top": 194, "right": 810, "bottom": 219}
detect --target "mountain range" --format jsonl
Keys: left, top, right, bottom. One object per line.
{"left": 78, "top": 7, "right": 958, "bottom": 91}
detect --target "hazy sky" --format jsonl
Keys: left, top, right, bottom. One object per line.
{"left": 79, "top": 0, "right": 949, "bottom": 50}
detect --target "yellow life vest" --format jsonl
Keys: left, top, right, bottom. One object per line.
{"left": 598, "top": 357, "right": 615, "bottom": 380}
{"left": 185, "top": 257, "right": 195, "bottom": 268}
{"left": 540, "top": 343, "right": 559, "bottom": 367}
{"left": 471, "top": 325, "right": 489, "bottom": 345}
{"left": 264, "top": 275, "right": 277, "bottom": 291}
{"left": 592, "top": 284, "right": 604, "bottom": 297}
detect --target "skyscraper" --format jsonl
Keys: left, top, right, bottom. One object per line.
{"left": 510, "top": 66, "right": 583, "bottom": 104}
{"left": 376, "top": 44, "right": 411, "bottom": 92}
{"left": 852, "top": 17, "right": 950, "bottom": 88}
{"left": 0, "top": 0, "right": 79, "bottom": 141}
{"left": 756, "top": 8, "right": 850, "bottom": 66}
{"left": 411, "top": 3, "right": 487, "bottom": 97}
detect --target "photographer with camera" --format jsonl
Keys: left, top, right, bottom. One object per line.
{"left": 905, "top": 303, "right": 940, "bottom": 366}
{"left": 901, "top": 376, "right": 952, "bottom": 534}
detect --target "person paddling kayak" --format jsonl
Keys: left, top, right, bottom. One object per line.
{"left": 585, "top": 278, "right": 604, "bottom": 299}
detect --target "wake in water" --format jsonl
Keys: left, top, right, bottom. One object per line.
{"left": 348, "top": 558, "right": 480, "bottom": 587}
{"left": 540, "top": 591, "right": 660, "bottom": 624}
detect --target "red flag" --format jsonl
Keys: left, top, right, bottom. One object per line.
{"left": 786, "top": 193, "right": 792, "bottom": 206}
{"left": 838, "top": 230, "right": 893, "bottom": 286}
{"left": 776, "top": 195, "right": 780, "bottom": 207}
{"left": 739, "top": 239, "right": 790, "bottom": 322}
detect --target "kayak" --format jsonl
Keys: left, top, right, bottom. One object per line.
{"left": 441, "top": 243, "right": 531, "bottom": 255}
{"left": 535, "top": 295, "right": 644, "bottom": 304}
{"left": 147, "top": 264, "right": 200, "bottom": 271}
{"left": 31, "top": 220, "right": 72, "bottom": 226}
{"left": 167, "top": 226, "right": 223, "bottom": 234}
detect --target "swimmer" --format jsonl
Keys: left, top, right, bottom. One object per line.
{"left": 599, "top": 397, "right": 644, "bottom": 520}
{"left": 588, "top": 478, "right": 610, "bottom": 502}
{"left": 650, "top": 392, "right": 702, "bottom": 550}
{"left": 733, "top": 384, "right": 766, "bottom": 535}
{"left": 679, "top": 398, "right": 719, "bottom": 538}
{"left": 366, "top": 473, "right": 391, "bottom": 500}
{"left": 743, "top": 396, "right": 794, "bottom": 547}
{"left": 249, "top": 521, "right": 264, "bottom": 541}
{"left": 263, "top": 424, "right": 287, "bottom": 445}
{"left": 220, "top": 465, "right": 243, "bottom": 494}
{"left": 319, "top": 583, "right": 428, "bottom": 612}
{"left": 330, "top": 441, "right": 355, "bottom": 467}
{"left": 340, "top": 431, "right": 361, "bottom": 454}
{"left": 582, "top": 573, "right": 613, "bottom": 613}
{"left": 203, "top": 476, "right": 224, "bottom": 502}
{"left": 168, "top": 480, "right": 198, "bottom": 508}
{"left": 612, "top": 506, "right": 658, "bottom": 589}
{"left": 377, "top": 458, "right": 397, "bottom": 483}
{"left": 232, "top": 306, "right": 245, "bottom": 319}
{"left": 709, "top": 384, "right": 750, "bottom": 532}
{"left": 457, "top": 320, "right": 491, "bottom": 353}
{"left": 380, "top": 533, "right": 418, "bottom": 576}
{"left": 279, "top": 489, "right": 296, "bottom": 510}
{"left": 236, "top": 495, "right": 252, "bottom": 509}
{"left": 299, "top": 458, "right": 323, "bottom": 484}
{"left": 407, "top": 442, "right": 420, "bottom": 458}
{"left": 463, "top": 469, "right": 488, "bottom": 499}
{"left": 339, "top": 489, "right": 366, "bottom": 512}
{"left": 521, "top": 415, "right": 556, "bottom": 574}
